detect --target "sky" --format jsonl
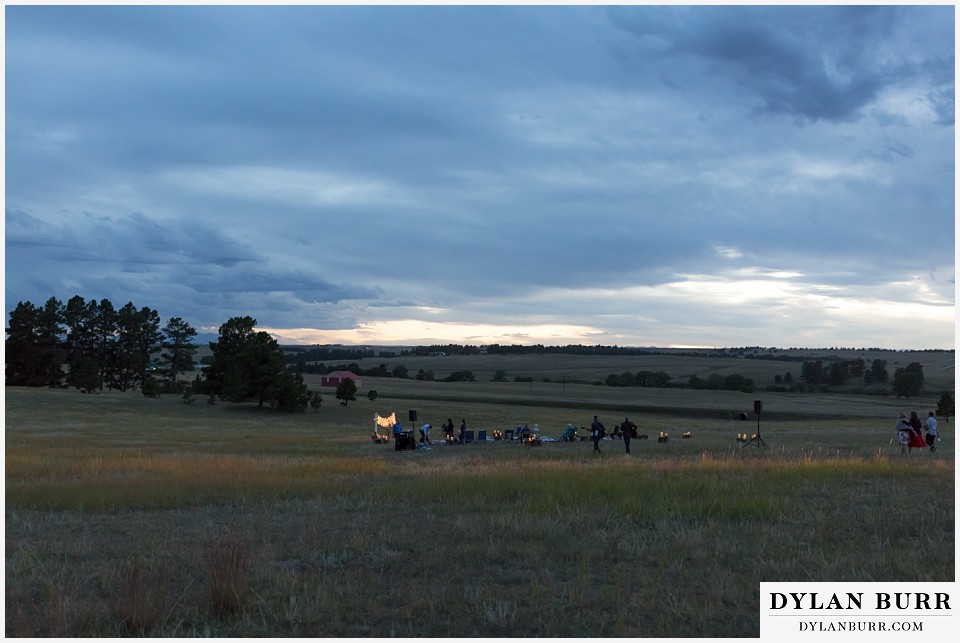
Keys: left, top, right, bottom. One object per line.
{"left": 3, "top": 3, "right": 956, "bottom": 349}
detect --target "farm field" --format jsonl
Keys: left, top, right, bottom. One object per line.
{"left": 4, "top": 354, "right": 955, "bottom": 637}
{"left": 288, "top": 347, "right": 957, "bottom": 393}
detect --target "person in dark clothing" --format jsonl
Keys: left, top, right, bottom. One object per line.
{"left": 908, "top": 411, "right": 926, "bottom": 454}
{"left": 591, "top": 416, "right": 605, "bottom": 452}
{"left": 620, "top": 416, "right": 637, "bottom": 454}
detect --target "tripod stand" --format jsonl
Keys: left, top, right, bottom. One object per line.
{"left": 743, "top": 401, "right": 768, "bottom": 449}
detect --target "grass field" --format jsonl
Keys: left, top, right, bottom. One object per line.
{"left": 4, "top": 355, "right": 955, "bottom": 637}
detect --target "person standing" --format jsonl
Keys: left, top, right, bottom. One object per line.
{"left": 393, "top": 422, "right": 405, "bottom": 451}
{"left": 896, "top": 414, "right": 912, "bottom": 456}
{"left": 924, "top": 411, "right": 939, "bottom": 452}
{"left": 908, "top": 411, "right": 926, "bottom": 453}
{"left": 459, "top": 419, "right": 467, "bottom": 444}
{"left": 591, "top": 415, "right": 605, "bottom": 452}
{"left": 620, "top": 416, "right": 637, "bottom": 454}
{"left": 444, "top": 418, "right": 455, "bottom": 441}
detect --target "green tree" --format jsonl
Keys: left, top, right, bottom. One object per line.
{"left": 92, "top": 298, "right": 118, "bottom": 388}
{"left": 826, "top": 361, "right": 850, "bottom": 386}
{"left": 205, "top": 317, "right": 287, "bottom": 408}
{"left": 849, "top": 358, "right": 865, "bottom": 377}
{"left": 272, "top": 371, "right": 311, "bottom": 412}
{"left": 62, "top": 295, "right": 99, "bottom": 390}
{"left": 206, "top": 316, "right": 258, "bottom": 395}
{"left": 801, "top": 360, "right": 823, "bottom": 385}
{"left": 392, "top": 364, "right": 409, "bottom": 379}
{"left": 367, "top": 389, "right": 378, "bottom": 401}
{"left": 637, "top": 370, "right": 671, "bottom": 387}
{"left": 723, "top": 373, "right": 754, "bottom": 393}
{"left": 161, "top": 317, "right": 198, "bottom": 383}
{"left": 5, "top": 298, "right": 65, "bottom": 387}
{"left": 492, "top": 370, "right": 507, "bottom": 382}
{"left": 310, "top": 391, "right": 323, "bottom": 412}
{"left": 113, "top": 303, "right": 162, "bottom": 392}
{"left": 870, "top": 359, "right": 889, "bottom": 382}
{"left": 233, "top": 331, "right": 286, "bottom": 408}
{"left": 936, "top": 391, "right": 954, "bottom": 421}
{"left": 892, "top": 362, "right": 924, "bottom": 398}
{"left": 72, "top": 355, "right": 101, "bottom": 394}
{"left": 336, "top": 378, "right": 358, "bottom": 405}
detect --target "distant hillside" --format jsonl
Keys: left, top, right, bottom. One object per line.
{"left": 267, "top": 345, "right": 954, "bottom": 396}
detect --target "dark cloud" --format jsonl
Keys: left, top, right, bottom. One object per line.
{"left": 609, "top": 5, "right": 953, "bottom": 124}
{"left": 5, "top": 209, "right": 258, "bottom": 268}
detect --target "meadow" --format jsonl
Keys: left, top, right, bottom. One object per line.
{"left": 4, "top": 352, "right": 955, "bottom": 637}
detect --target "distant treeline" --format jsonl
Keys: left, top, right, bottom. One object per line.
{"left": 320, "top": 343, "right": 952, "bottom": 360}
{"left": 285, "top": 346, "right": 381, "bottom": 362}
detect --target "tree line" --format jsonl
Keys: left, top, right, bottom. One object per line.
{"left": 6, "top": 295, "right": 195, "bottom": 394}
{"left": 792, "top": 358, "right": 925, "bottom": 397}
{"left": 6, "top": 296, "right": 943, "bottom": 407}
{"left": 4, "top": 297, "right": 348, "bottom": 412}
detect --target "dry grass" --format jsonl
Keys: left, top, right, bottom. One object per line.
{"left": 4, "top": 379, "right": 954, "bottom": 637}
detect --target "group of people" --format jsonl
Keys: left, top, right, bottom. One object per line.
{"left": 588, "top": 416, "right": 638, "bottom": 454}
{"left": 895, "top": 411, "right": 940, "bottom": 455}
{"left": 411, "top": 418, "right": 469, "bottom": 445}
{"left": 400, "top": 415, "right": 644, "bottom": 451}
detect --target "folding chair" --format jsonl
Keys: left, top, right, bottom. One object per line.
{"left": 504, "top": 429, "right": 514, "bottom": 441}
{"left": 464, "top": 430, "right": 475, "bottom": 443}
{"left": 477, "top": 430, "right": 487, "bottom": 443}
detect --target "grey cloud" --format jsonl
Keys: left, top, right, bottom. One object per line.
{"left": 610, "top": 5, "right": 953, "bottom": 125}
{"left": 925, "top": 88, "right": 955, "bottom": 127}
{"left": 5, "top": 209, "right": 258, "bottom": 268}
{"left": 186, "top": 268, "right": 380, "bottom": 302}
{"left": 4, "top": 6, "right": 953, "bottom": 348}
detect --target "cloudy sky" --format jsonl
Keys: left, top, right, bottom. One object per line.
{"left": 4, "top": 4, "right": 955, "bottom": 349}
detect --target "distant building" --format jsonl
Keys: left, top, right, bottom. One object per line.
{"left": 321, "top": 371, "right": 361, "bottom": 388}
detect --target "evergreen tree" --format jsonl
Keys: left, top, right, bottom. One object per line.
{"left": 273, "top": 371, "right": 311, "bottom": 412}
{"left": 336, "top": 378, "right": 358, "bottom": 405}
{"left": 161, "top": 317, "right": 198, "bottom": 383}
{"left": 936, "top": 392, "right": 954, "bottom": 422}
{"left": 206, "top": 316, "right": 257, "bottom": 394}
{"left": 870, "top": 359, "right": 889, "bottom": 382}
{"left": 236, "top": 331, "right": 286, "bottom": 408}
{"left": 92, "top": 298, "right": 118, "bottom": 389}
{"left": 892, "top": 362, "right": 924, "bottom": 398}
{"left": 62, "top": 295, "right": 99, "bottom": 390}
{"left": 113, "top": 303, "right": 161, "bottom": 391}
{"left": 205, "top": 318, "right": 286, "bottom": 408}
{"left": 801, "top": 360, "right": 823, "bottom": 385}
{"left": 5, "top": 298, "right": 65, "bottom": 387}
{"left": 826, "top": 361, "right": 850, "bottom": 386}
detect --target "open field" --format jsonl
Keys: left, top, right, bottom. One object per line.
{"left": 5, "top": 361, "right": 955, "bottom": 637}
{"left": 286, "top": 347, "right": 957, "bottom": 393}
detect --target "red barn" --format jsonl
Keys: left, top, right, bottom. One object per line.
{"left": 321, "top": 371, "right": 361, "bottom": 388}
